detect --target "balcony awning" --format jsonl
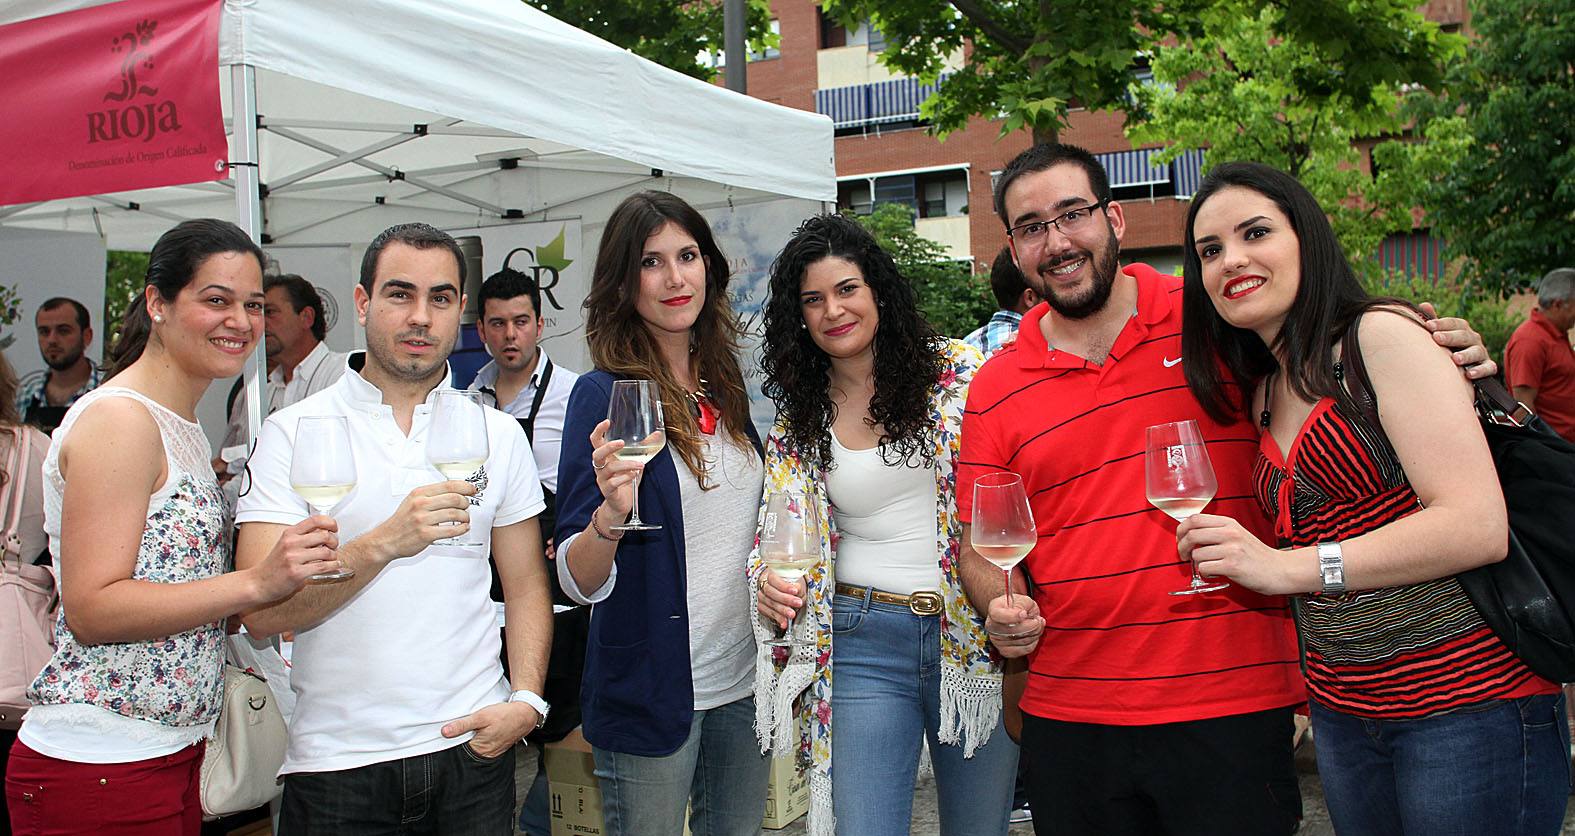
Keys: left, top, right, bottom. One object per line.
{"left": 1095, "top": 148, "right": 1172, "bottom": 188}
{"left": 815, "top": 75, "right": 949, "bottom": 128}
{"left": 1173, "top": 149, "right": 1207, "bottom": 197}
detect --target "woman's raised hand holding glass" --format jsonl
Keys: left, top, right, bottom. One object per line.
{"left": 290, "top": 415, "right": 357, "bottom": 582}
{"left": 1145, "top": 419, "right": 1229, "bottom": 596}
{"left": 759, "top": 492, "right": 822, "bottom": 650}
{"left": 604, "top": 380, "right": 666, "bottom": 532}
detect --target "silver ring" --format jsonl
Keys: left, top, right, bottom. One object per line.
{"left": 592, "top": 459, "right": 607, "bottom": 471}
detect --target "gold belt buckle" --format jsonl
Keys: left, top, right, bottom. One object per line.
{"left": 908, "top": 590, "right": 943, "bottom": 616}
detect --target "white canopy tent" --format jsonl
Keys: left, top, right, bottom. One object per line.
{"left": 0, "top": 0, "right": 834, "bottom": 440}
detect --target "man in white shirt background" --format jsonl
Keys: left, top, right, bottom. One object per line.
{"left": 467, "top": 266, "right": 583, "bottom": 836}
{"left": 234, "top": 223, "right": 553, "bottom": 835}
{"left": 220, "top": 274, "right": 347, "bottom": 458}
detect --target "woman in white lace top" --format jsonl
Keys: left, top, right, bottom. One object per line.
{"left": 5, "top": 220, "right": 340, "bottom": 836}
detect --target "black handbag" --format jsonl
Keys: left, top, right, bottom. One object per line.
{"left": 1342, "top": 317, "right": 1575, "bottom": 682}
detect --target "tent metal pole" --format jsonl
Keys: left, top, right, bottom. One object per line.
{"left": 231, "top": 63, "right": 266, "bottom": 450}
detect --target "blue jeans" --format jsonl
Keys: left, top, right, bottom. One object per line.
{"left": 1310, "top": 693, "right": 1571, "bottom": 836}
{"left": 831, "top": 592, "right": 1020, "bottom": 836}
{"left": 278, "top": 741, "right": 515, "bottom": 835}
{"left": 592, "top": 695, "right": 769, "bottom": 836}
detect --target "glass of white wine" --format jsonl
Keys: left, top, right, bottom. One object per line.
{"left": 606, "top": 379, "right": 665, "bottom": 532}
{"left": 290, "top": 415, "right": 357, "bottom": 582}
{"left": 1145, "top": 419, "right": 1229, "bottom": 596}
{"left": 970, "top": 472, "right": 1036, "bottom": 607}
{"left": 427, "top": 389, "right": 489, "bottom": 548}
{"left": 760, "top": 491, "right": 822, "bottom": 650}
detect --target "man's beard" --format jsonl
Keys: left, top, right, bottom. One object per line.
{"left": 1034, "top": 229, "right": 1121, "bottom": 321}
{"left": 365, "top": 330, "right": 449, "bottom": 383}
{"left": 43, "top": 347, "right": 83, "bottom": 372}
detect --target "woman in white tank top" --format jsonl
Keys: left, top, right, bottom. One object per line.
{"left": 749, "top": 214, "right": 1018, "bottom": 836}
{"left": 5, "top": 220, "right": 339, "bottom": 836}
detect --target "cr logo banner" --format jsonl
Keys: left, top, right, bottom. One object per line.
{"left": 0, "top": 0, "right": 227, "bottom": 206}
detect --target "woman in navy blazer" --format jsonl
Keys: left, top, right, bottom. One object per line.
{"left": 555, "top": 191, "right": 769, "bottom": 836}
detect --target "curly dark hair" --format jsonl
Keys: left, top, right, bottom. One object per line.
{"left": 760, "top": 213, "right": 946, "bottom": 472}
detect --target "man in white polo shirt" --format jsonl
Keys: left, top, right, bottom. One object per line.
{"left": 235, "top": 222, "right": 553, "bottom": 835}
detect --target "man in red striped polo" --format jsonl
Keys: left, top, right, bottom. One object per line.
{"left": 956, "top": 143, "right": 1492, "bottom": 836}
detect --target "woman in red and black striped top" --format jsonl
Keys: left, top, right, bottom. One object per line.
{"left": 1172, "top": 162, "right": 1567, "bottom": 836}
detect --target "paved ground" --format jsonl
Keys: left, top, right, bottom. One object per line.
{"left": 515, "top": 739, "right": 1575, "bottom": 835}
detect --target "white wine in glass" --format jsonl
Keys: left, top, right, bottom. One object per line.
{"left": 606, "top": 380, "right": 666, "bottom": 531}
{"left": 290, "top": 415, "right": 357, "bottom": 582}
{"left": 1145, "top": 419, "right": 1229, "bottom": 596}
{"left": 970, "top": 472, "right": 1036, "bottom": 607}
{"left": 427, "top": 389, "right": 490, "bottom": 547}
{"left": 760, "top": 491, "right": 822, "bottom": 650}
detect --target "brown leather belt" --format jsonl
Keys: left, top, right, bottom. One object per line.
{"left": 834, "top": 583, "right": 944, "bottom": 617}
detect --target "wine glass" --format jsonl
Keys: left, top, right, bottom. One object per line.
{"left": 606, "top": 379, "right": 666, "bottom": 532}
{"left": 970, "top": 472, "right": 1036, "bottom": 607}
{"left": 1145, "top": 419, "right": 1229, "bottom": 596}
{"left": 290, "top": 415, "right": 357, "bottom": 582}
{"left": 427, "top": 389, "right": 490, "bottom": 547}
{"left": 760, "top": 491, "right": 822, "bottom": 650}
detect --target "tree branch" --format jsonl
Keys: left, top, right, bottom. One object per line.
{"left": 948, "top": 0, "right": 1028, "bottom": 56}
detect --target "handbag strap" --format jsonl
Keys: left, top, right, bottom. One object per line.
{"left": 3, "top": 428, "right": 29, "bottom": 565}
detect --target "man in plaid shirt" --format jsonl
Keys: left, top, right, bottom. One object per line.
{"left": 16, "top": 297, "right": 102, "bottom": 433}
{"left": 964, "top": 247, "right": 1039, "bottom": 358}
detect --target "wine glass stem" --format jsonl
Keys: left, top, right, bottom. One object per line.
{"left": 628, "top": 470, "right": 643, "bottom": 525}
{"left": 785, "top": 606, "right": 798, "bottom": 653}
{"left": 1003, "top": 566, "right": 1012, "bottom": 608}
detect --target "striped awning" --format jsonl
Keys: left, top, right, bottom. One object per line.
{"left": 1092, "top": 147, "right": 1209, "bottom": 196}
{"left": 1173, "top": 149, "right": 1207, "bottom": 197}
{"left": 1096, "top": 148, "right": 1171, "bottom": 188}
{"left": 815, "top": 75, "right": 950, "bottom": 128}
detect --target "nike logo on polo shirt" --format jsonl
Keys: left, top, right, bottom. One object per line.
{"left": 1163, "top": 356, "right": 1183, "bottom": 368}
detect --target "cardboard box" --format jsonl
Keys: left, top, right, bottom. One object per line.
{"left": 762, "top": 754, "right": 810, "bottom": 830}
{"left": 544, "top": 729, "right": 809, "bottom": 834}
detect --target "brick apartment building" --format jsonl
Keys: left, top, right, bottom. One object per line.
{"left": 723, "top": 0, "right": 1468, "bottom": 279}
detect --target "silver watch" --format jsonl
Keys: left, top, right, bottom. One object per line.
{"left": 508, "top": 689, "right": 550, "bottom": 730}
{"left": 1317, "top": 542, "right": 1345, "bottom": 595}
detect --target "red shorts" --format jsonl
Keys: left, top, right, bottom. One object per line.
{"left": 5, "top": 739, "right": 204, "bottom": 836}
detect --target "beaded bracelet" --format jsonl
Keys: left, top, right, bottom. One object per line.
{"left": 590, "top": 506, "right": 625, "bottom": 541}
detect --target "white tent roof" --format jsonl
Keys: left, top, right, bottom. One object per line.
{"left": 0, "top": 0, "right": 835, "bottom": 249}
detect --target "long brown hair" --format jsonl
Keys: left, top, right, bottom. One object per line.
{"left": 584, "top": 191, "right": 753, "bottom": 486}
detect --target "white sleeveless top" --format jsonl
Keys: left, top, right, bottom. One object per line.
{"left": 21, "top": 387, "right": 225, "bottom": 763}
{"left": 825, "top": 434, "right": 940, "bottom": 595}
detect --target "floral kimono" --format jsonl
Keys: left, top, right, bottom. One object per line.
{"left": 749, "top": 339, "right": 1001, "bottom": 836}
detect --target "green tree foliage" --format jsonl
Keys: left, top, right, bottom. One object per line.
{"left": 519, "top": 0, "right": 773, "bottom": 81}
{"left": 1400, "top": 0, "right": 1575, "bottom": 297}
{"left": 823, "top": 0, "right": 1456, "bottom": 145}
{"left": 1127, "top": 2, "right": 1461, "bottom": 271}
{"left": 104, "top": 250, "right": 149, "bottom": 346}
{"left": 849, "top": 203, "right": 992, "bottom": 337}
{"left": 1360, "top": 272, "right": 1519, "bottom": 363}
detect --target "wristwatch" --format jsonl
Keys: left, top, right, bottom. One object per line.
{"left": 1317, "top": 542, "right": 1346, "bottom": 595}
{"left": 508, "top": 689, "right": 550, "bottom": 730}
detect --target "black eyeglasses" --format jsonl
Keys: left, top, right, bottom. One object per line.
{"left": 1007, "top": 199, "right": 1111, "bottom": 247}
